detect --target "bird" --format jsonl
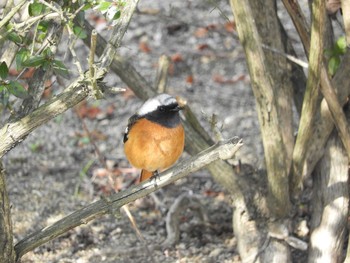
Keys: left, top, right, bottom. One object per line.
{"left": 123, "top": 94, "right": 185, "bottom": 182}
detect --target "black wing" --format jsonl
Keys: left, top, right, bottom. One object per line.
{"left": 123, "top": 114, "right": 140, "bottom": 143}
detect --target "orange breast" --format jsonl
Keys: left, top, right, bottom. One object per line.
{"left": 124, "top": 118, "right": 185, "bottom": 173}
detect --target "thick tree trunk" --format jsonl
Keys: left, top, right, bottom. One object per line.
{"left": 308, "top": 131, "right": 349, "bottom": 262}
{"left": 0, "top": 161, "right": 15, "bottom": 263}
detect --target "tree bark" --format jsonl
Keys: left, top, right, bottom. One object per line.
{"left": 0, "top": 162, "right": 15, "bottom": 263}
{"left": 308, "top": 131, "right": 349, "bottom": 262}
{"left": 230, "top": 0, "right": 291, "bottom": 218}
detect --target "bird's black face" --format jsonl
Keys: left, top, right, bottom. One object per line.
{"left": 158, "top": 103, "right": 182, "bottom": 112}
{"left": 145, "top": 103, "right": 182, "bottom": 128}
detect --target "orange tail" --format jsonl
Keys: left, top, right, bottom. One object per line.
{"left": 140, "top": 170, "right": 153, "bottom": 182}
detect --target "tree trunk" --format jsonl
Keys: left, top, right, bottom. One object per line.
{"left": 0, "top": 161, "right": 15, "bottom": 263}
{"left": 308, "top": 131, "right": 349, "bottom": 262}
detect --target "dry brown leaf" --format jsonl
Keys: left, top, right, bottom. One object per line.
{"left": 186, "top": 75, "right": 194, "bottom": 84}
{"left": 170, "top": 53, "right": 184, "bottom": 62}
{"left": 194, "top": 27, "right": 208, "bottom": 38}
{"left": 224, "top": 21, "right": 236, "bottom": 33}
{"left": 196, "top": 43, "right": 210, "bottom": 50}
{"left": 139, "top": 41, "right": 151, "bottom": 53}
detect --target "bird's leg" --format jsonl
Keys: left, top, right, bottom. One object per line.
{"left": 150, "top": 170, "right": 160, "bottom": 187}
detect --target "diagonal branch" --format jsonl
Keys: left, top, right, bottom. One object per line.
{"left": 0, "top": 0, "right": 27, "bottom": 29}
{"left": 14, "top": 137, "right": 243, "bottom": 260}
{"left": 99, "top": 0, "right": 138, "bottom": 69}
{"left": 281, "top": 0, "right": 310, "bottom": 55}
{"left": 283, "top": 0, "right": 350, "bottom": 193}
{"left": 319, "top": 67, "right": 350, "bottom": 157}
{"left": 290, "top": 0, "right": 326, "bottom": 194}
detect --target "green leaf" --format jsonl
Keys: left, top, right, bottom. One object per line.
{"left": 52, "top": 60, "right": 69, "bottom": 79}
{"left": 0, "top": 90, "right": 9, "bottom": 107}
{"left": 99, "top": 1, "right": 112, "bottom": 13}
{"left": 0, "top": 85, "right": 6, "bottom": 92}
{"left": 0, "top": 62, "right": 9, "bottom": 79}
{"left": 16, "top": 49, "right": 30, "bottom": 71}
{"left": 29, "top": 2, "right": 45, "bottom": 16}
{"left": 8, "top": 81, "right": 29, "bottom": 99}
{"left": 22, "top": 55, "right": 46, "bottom": 67}
{"left": 43, "top": 47, "right": 53, "bottom": 58}
{"left": 73, "top": 26, "right": 87, "bottom": 39}
{"left": 38, "top": 21, "right": 49, "bottom": 32}
{"left": 7, "top": 32, "right": 22, "bottom": 44}
{"left": 75, "top": 10, "right": 86, "bottom": 25}
{"left": 113, "top": 10, "right": 121, "bottom": 20}
{"left": 82, "top": 3, "right": 93, "bottom": 10}
{"left": 328, "top": 56, "right": 340, "bottom": 76}
{"left": 335, "top": 36, "right": 347, "bottom": 55}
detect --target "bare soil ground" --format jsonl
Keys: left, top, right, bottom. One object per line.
{"left": 3, "top": 0, "right": 269, "bottom": 262}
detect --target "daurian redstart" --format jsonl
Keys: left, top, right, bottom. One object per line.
{"left": 123, "top": 94, "right": 185, "bottom": 182}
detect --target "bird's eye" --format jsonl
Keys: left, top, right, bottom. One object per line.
{"left": 158, "top": 106, "right": 165, "bottom": 111}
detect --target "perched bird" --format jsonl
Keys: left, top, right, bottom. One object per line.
{"left": 123, "top": 94, "right": 185, "bottom": 182}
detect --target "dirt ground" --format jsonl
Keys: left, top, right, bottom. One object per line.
{"left": 3, "top": 0, "right": 273, "bottom": 262}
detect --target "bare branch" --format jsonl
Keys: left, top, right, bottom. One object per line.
{"left": 88, "top": 30, "right": 103, "bottom": 99}
{"left": 0, "top": 162, "right": 16, "bottom": 262}
{"left": 0, "top": 0, "right": 27, "bottom": 29}
{"left": 291, "top": 0, "right": 326, "bottom": 194}
{"left": 283, "top": 0, "right": 350, "bottom": 191}
{"left": 14, "top": 137, "right": 243, "bottom": 260}
{"left": 281, "top": 0, "right": 310, "bottom": 55}
{"left": 319, "top": 67, "right": 350, "bottom": 157}
{"left": 99, "top": 0, "right": 139, "bottom": 69}
{"left": 261, "top": 44, "right": 308, "bottom": 68}
{"left": 155, "top": 55, "right": 170, "bottom": 93}
{"left": 17, "top": 20, "right": 64, "bottom": 117}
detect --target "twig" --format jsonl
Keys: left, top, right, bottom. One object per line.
{"left": 76, "top": 112, "right": 106, "bottom": 167}
{"left": 99, "top": 0, "right": 139, "bottom": 69}
{"left": 155, "top": 55, "right": 170, "bottom": 93}
{"left": 201, "top": 110, "right": 224, "bottom": 142}
{"left": 122, "top": 205, "right": 155, "bottom": 262}
{"left": 66, "top": 26, "right": 84, "bottom": 75}
{"left": 0, "top": 0, "right": 27, "bottom": 29}
{"left": 37, "top": 0, "right": 62, "bottom": 19}
{"left": 163, "top": 193, "right": 208, "bottom": 247}
{"left": 89, "top": 30, "right": 103, "bottom": 99}
{"left": 281, "top": 0, "right": 310, "bottom": 55}
{"left": 14, "top": 137, "right": 243, "bottom": 260}
{"left": 17, "top": 20, "right": 63, "bottom": 117}
{"left": 261, "top": 44, "right": 308, "bottom": 68}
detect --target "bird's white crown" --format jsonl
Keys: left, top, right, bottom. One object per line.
{"left": 137, "top": 94, "right": 177, "bottom": 116}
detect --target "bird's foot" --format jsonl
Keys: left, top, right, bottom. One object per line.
{"left": 150, "top": 170, "right": 160, "bottom": 187}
